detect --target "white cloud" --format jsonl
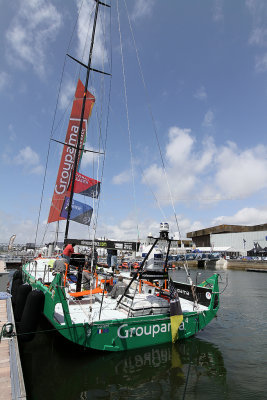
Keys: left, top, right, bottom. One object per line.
{"left": 96, "top": 217, "right": 167, "bottom": 241}
{"left": 0, "top": 211, "right": 56, "bottom": 244}
{"left": 246, "top": 0, "right": 266, "bottom": 25}
{"left": 6, "top": 0, "right": 62, "bottom": 77}
{"left": 94, "top": 213, "right": 205, "bottom": 242}
{"left": 31, "top": 164, "right": 45, "bottom": 175}
{"left": 196, "top": 143, "right": 267, "bottom": 204}
{"left": 202, "top": 110, "right": 214, "bottom": 127}
{"left": 81, "top": 142, "right": 103, "bottom": 169}
{"left": 59, "top": 78, "right": 76, "bottom": 110}
{"left": 131, "top": 0, "right": 155, "bottom": 20}
{"left": 13, "top": 146, "right": 44, "bottom": 175}
{"left": 212, "top": 207, "right": 267, "bottom": 226}
{"left": 0, "top": 213, "right": 32, "bottom": 243}
{"left": 8, "top": 124, "right": 16, "bottom": 142}
{"left": 213, "top": 0, "right": 224, "bottom": 22}
{"left": 1, "top": 204, "right": 265, "bottom": 245}
{"left": 246, "top": 0, "right": 267, "bottom": 72}
{"left": 196, "top": 185, "right": 223, "bottom": 205}
{"left": 76, "top": 0, "right": 108, "bottom": 67}
{"left": 166, "top": 128, "right": 194, "bottom": 166}
{"left": 214, "top": 143, "right": 267, "bottom": 199}
{"left": 142, "top": 127, "right": 216, "bottom": 205}
{"left": 112, "top": 170, "right": 131, "bottom": 185}
{"left": 249, "top": 28, "right": 267, "bottom": 46}
{"left": 141, "top": 126, "right": 267, "bottom": 207}
{"left": 194, "top": 85, "right": 207, "bottom": 101}
{"left": 14, "top": 146, "right": 39, "bottom": 165}
{"left": 0, "top": 71, "right": 10, "bottom": 91}
{"left": 255, "top": 53, "right": 267, "bottom": 72}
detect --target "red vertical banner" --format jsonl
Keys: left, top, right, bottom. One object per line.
{"left": 47, "top": 80, "right": 95, "bottom": 223}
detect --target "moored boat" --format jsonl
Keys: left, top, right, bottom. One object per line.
{"left": 19, "top": 0, "right": 220, "bottom": 352}
{"left": 21, "top": 242, "right": 219, "bottom": 351}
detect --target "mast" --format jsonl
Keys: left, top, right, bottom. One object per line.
{"left": 64, "top": 0, "right": 101, "bottom": 241}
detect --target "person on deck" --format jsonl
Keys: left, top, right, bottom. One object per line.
{"left": 82, "top": 269, "right": 93, "bottom": 290}
{"left": 88, "top": 247, "right": 98, "bottom": 272}
{"left": 62, "top": 243, "right": 75, "bottom": 264}
{"left": 52, "top": 258, "right": 68, "bottom": 276}
{"left": 109, "top": 275, "right": 127, "bottom": 299}
{"left": 107, "top": 249, "right": 112, "bottom": 269}
{"left": 110, "top": 249, "right": 118, "bottom": 273}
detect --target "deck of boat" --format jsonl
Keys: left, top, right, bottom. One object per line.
{"left": 24, "top": 259, "right": 209, "bottom": 326}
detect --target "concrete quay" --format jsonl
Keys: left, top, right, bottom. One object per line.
{"left": 0, "top": 261, "right": 26, "bottom": 400}
{"left": 175, "top": 258, "right": 267, "bottom": 272}
{"left": 226, "top": 259, "right": 267, "bottom": 272}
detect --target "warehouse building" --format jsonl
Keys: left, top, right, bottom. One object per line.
{"left": 187, "top": 223, "right": 267, "bottom": 256}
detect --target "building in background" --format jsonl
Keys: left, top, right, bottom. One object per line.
{"left": 187, "top": 224, "right": 267, "bottom": 256}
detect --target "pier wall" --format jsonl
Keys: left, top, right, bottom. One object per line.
{"left": 226, "top": 259, "right": 267, "bottom": 272}
{"left": 174, "top": 259, "right": 267, "bottom": 272}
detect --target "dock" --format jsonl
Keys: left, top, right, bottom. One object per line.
{"left": 226, "top": 259, "right": 267, "bottom": 271}
{"left": 174, "top": 258, "right": 267, "bottom": 272}
{"left": 0, "top": 261, "right": 26, "bottom": 400}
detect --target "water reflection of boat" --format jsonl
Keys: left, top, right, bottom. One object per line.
{"left": 19, "top": 319, "right": 226, "bottom": 400}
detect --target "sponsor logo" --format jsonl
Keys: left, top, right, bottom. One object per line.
{"left": 98, "top": 242, "right": 108, "bottom": 247}
{"left": 123, "top": 243, "right": 134, "bottom": 250}
{"left": 55, "top": 125, "right": 86, "bottom": 195}
{"left": 117, "top": 322, "right": 171, "bottom": 339}
{"left": 206, "top": 292, "right": 211, "bottom": 299}
{"left": 76, "top": 174, "right": 89, "bottom": 184}
{"left": 177, "top": 289, "right": 190, "bottom": 296}
{"left": 179, "top": 322, "right": 185, "bottom": 331}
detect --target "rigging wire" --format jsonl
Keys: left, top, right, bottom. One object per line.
{"left": 91, "top": 3, "right": 112, "bottom": 241}
{"left": 72, "top": 0, "right": 112, "bottom": 245}
{"left": 61, "top": 0, "right": 112, "bottom": 246}
{"left": 82, "top": 1, "right": 112, "bottom": 246}
{"left": 97, "top": 90, "right": 170, "bottom": 233}
{"left": 123, "top": 0, "right": 194, "bottom": 280}
{"left": 88, "top": 6, "right": 107, "bottom": 241}
{"left": 138, "top": 166, "right": 168, "bottom": 222}
{"left": 39, "top": 1, "right": 95, "bottom": 246}
{"left": 123, "top": 0, "right": 182, "bottom": 241}
{"left": 35, "top": 0, "right": 86, "bottom": 248}
{"left": 117, "top": 0, "right": 140, "bottom": 241}
{"left": 77, "top": 0, "right": 100, "bottom": 243}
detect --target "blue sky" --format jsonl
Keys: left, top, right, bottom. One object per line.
{"left": 1, "top": 0, "right": 267, "bottom": 245}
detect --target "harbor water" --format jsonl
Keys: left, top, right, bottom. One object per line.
{"left": 19, "top": 269, "right": 267, "bottom": 399}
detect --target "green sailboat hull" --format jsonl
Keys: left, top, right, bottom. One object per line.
{"left": 22, "top": 265, "right": 219, "bottom": 352}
